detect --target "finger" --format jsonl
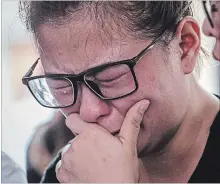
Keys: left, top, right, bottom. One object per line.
{"left": 61, "top": 144, "right": 71, "bottom": 157}
{"left": 55, "top": 160, "right": 62, "bottom": 173}
{"left": 66, "top": 113, "right": 90, "bottom": 135}
{"left": 119, "top": 100, "right": 150, "bottom": 149}
{"left": 56, "top": 166, "right": 74, "bottom": 183}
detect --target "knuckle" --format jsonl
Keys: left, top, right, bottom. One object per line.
{"left": 61, "top": 144, "right": 71, "bottom": 157}
{"left": 56, "top": 168, "right": 70, "bottom": 183}
{"left": 69, "top": 138, "right": 79, "bottom": 151}
{"left": 61, "top": 150, "right": 74, "bottom": 171}
{"left": 63, "top": 161, "right": 72, "bottom": 172}
{"left": 62, "top": 152, "right": 70, "bottom": 164}
{"left": 70, "top": 142, "right": 76, "bottom": 151}
{"left": 131, "top": 115, "right": 142, "bottom": 128}
{"left": 56, "top": 167, "right": 63, "bottom": 182}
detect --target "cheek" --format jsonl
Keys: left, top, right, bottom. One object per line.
{"left": 60, "top": 100, "right": 81, "bottom": 117}
{"left": 132, "top": 57, "right": 188, "bottom": 150}
{"left": 213, "top": 40, "right": 220, "bottom": 60}
{"left": 108, "top": 61, "right": 160, "bottom": 116}
{"left": 109, "top": 96, "right": 140, "bottom": 119}
{"left": 202, "top": 19, "right": 211, "bottom": 36}
{"left": 213, "top": 12, "right": 220, "bottom": 28}
{"left": 109, "top": 55, "right": 168, "bottom": 121}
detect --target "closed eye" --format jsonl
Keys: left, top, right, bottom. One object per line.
{"left": 50, "top": 85, "right": 72, "bottom": 90}
{"left": 46, "top": 78, "right": 72, "bottom": 90}
{"left": 97, "top": 73, "right": 126, "bottom": 83}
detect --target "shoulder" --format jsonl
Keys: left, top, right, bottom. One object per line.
{"left": 210, "top": 94, "right": 220, "bottom": 135}
{"left": 189, "top": 95, "right": 220, "bottom": 182}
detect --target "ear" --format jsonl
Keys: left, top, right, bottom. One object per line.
{"left": 175, "top": 17, "right": 201, "bottom": 74}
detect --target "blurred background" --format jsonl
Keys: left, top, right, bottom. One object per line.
{"left": 1, "top": 0, "right": 220, "bottom": 173}
{"left": 2, "top": 0, "right": 55, "bottom": 171}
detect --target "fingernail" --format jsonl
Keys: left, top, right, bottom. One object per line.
{"left": 139, "top": 101, "right": 149, "bottom": 115}
{"left": 55, "top": 160, "right": 62, "bottom": 173}
{"left": 61, "top": 144, "right": 71, "bottom": 157}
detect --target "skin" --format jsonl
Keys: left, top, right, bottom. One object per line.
{"left": 36, "top": 13, "right": 220, "bottom": 182}
{"left": 202, "top": 1, "right": 220, "bottom": 61}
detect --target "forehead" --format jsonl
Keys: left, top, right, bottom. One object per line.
{"left": 37, "top": 20, "right": 148, "bottom": 75}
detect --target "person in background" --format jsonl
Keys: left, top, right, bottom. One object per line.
{"left": 202, "top": 1, "right": 220, "bottom": 61}
{"left": 19, "top": 1, "right": 220, "bottom": 183}
{"left": 1, "top": 151, "right": 27, "bottom": 183}
{"left": 26, "top": 111, "right": 74, "bottom": 183}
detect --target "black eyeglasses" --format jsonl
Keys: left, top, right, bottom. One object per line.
{"left": 203, "top": 1, "right": 214, "bottom": 28}
{"left": 22, "top": 41, "right": 157, "bottom": 108}
{"left": 22, "top": 1, "right": 192, "bottom": 109}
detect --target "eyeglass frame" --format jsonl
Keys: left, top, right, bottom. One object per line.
{"left": 22, "top": 1, "right": 192, "bottom": 109}
{"left": 203, "top": 1, "right": 214, "bottom": 28}
{"left": 22, "top": 41, "right": 157, "bottom": 108}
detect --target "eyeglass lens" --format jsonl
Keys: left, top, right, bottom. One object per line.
{"left": 28, "top": 64, "right": 136, "bottom": 107}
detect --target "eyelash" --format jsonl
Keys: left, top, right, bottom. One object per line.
{"left": 97, "top": 75, "right": 123, "bottom": 83}
{"left": 51, "top": 85, "right": 72, "bottom": 90}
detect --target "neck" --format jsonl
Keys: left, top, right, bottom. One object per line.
{"left": 140, "top": 77, "right": 220, "bottom": 182}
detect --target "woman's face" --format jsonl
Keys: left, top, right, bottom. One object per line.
{"left": 37, "top": 18, "right": 190, "bottom": 154}
{"left": 202, "top": 1, "right": 220, "bottom": 61}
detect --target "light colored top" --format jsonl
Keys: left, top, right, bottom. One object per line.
{"left": 1, "top": 151, "right": 27, "bottom": 183}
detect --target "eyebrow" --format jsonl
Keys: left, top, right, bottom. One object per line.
{"left": 44, "top": 70, "right": 76, "bottom": 75}
{"left": 44, "top": 71, "right": 58, "bottom": 75}
{"left": 44, "top": 60, "right": 80, "bottom": 75}
{"left": 44, "top": 68, "right": 76, "bottom": 75}
{"left": 43, "top": 42, "right": 153, "bottom": 76}
{"left": 44, "top": 60, "right": 118, "bottom": 76}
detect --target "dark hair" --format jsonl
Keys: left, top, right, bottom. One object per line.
{"left": 19, "top": 1, "right": 192, "bottom": 44}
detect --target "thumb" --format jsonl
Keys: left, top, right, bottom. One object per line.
{"left": 119, "top": 100, "right": 150, "bottom": 150}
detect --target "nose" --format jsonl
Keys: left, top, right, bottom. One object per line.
{"left": 202, "top": 18, "right": 213, "bottom": 37}
{"left": 202, "top": 18, "right": 220, "bottom": 61}
{"left": 79, "top": 84, "right": 111, "bottom": 123}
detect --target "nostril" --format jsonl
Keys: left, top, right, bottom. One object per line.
{"left": 112, "top": 130, "right": 120, "bottom": 136}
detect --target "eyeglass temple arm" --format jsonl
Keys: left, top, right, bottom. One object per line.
{"left": 132, "top": 37, "right": 158, "bottom": 63}
{"left": 133, "top": 1, "right": 193, "bottom": 63}
{"left": 24, "top": 58, "right": 39, "bottom": 77}
{"left": 202, "top": 1, "right": 214, "bottom": 28}
{"left": 22, "top": 58, "right": 39, "bottom": 85}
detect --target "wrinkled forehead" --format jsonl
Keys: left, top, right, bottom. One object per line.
{"left": 36, "top": 19, "right": 148, "bottom": 75}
